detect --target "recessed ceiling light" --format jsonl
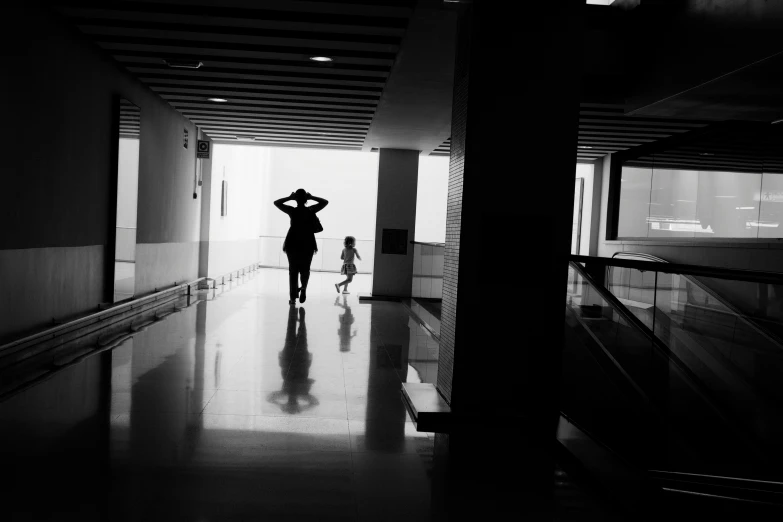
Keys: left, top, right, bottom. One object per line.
{"left": 164, "top": 59, "right": 203, "bottom": 69}
{"left": 578, "top": 146, "right": 593, "bottom": 149}
{"left": 699, "top": 152, "right": 714, "bottom": 156}
{"left": 309, "top": 56, "right": 333, "bottom": 62}
{"left": 235, "top": 135, "right": 255, "bottom": 142}
{"left": 207, "top": 98, "right": 228, "bottom": 103}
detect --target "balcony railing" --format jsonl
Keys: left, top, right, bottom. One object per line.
{"left": 412, "top": 241, "right": 445, "bottom": 299}
{"left": 258, "top": 235, "right": 374, "bottom": 273}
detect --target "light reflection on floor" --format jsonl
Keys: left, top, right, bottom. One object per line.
{"left": 2, "top": 268, "right": 437, "bottom": 521}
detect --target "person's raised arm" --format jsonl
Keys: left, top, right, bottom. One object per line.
{"left": 306, "top": 192, "right": 329, "bottom": 213}
{"left": 274, "top": 192, "right": 296, "bottom": 214}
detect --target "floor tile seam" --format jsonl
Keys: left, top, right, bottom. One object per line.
{"left": 198, "top": 389, "right": 218, "bottom": 414}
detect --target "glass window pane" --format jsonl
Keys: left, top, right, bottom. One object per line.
{"left": 618, "top": 166, "right": 652, "bottom": 238}
{"left": 758, "top": 172, "right": 783, "bottom": 238}
{"left": 696, "top": 170, "right": 761, "bottom": 238}
{"left": 649, "top": 167, "right": 698, "bottom": 238}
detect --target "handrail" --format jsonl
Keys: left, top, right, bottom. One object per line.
{"left": 410, "top": 240, "right": 446, "bottom": 247}
{"left": 0, "top": 262, "right": 260, "bottom": 355}
{"left": 571, "top": 261, "right": 659, "bottom": 345}
{"left": 259, "top": 234, "right": 374, "bottom": 241}
{"left": 571, "top": 255, "right": 783, "bottom": 285}
{"left": 610, "top": 252, "right": 783, "bottom": 349}
{"left": 0, "top": 278, "right": 203, "bottom": 355}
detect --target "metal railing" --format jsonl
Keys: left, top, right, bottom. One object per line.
{"left": 258, "top": 235, "right": 374, "bottom": 273}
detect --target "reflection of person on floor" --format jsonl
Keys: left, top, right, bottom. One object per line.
{"left": 267, "top": 307, "right": 319, "bottom": 414}
{"left": 334, "top": 296, "right": 357, "bottom": 353}
{"left": 335, "top": 236, "right": 361, "bottom": 294}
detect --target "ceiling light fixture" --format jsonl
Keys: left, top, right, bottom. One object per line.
{"left": 578, "top": 146, "right": 593, "bottom": 149}
{"left": 207, "top": 97, "right": 228, "bottom": 103}
{"left": 772, "top": 118, "right": 783, "bottom": 125}
{"left": 699, "top": 152, "right": 714, "bottom": 156}
{"left": 235, "top": 135, "right": 256, "bottom": 142}
{"left": 164, "top": 59, "right": 203, "bottom": 69}
{"left": 309, "top": 56, "right": 333, "bottom": 62}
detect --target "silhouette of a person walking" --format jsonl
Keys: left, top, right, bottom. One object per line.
{"left": 267, "top": 307, "right": 318, "bottom": 414}
{"left": 274, "top": 189, "right": 328, "bottom": 304}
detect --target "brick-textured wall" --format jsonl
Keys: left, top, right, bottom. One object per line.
{"left": 437, "top": 7, "right": 471, "bottom": 405}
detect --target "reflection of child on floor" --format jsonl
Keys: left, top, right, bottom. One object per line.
{"left": 334, "top": 296, "right": 356, "bottom": 353}
{"left": 335, "top": 236, "right": 361, "bottom": 294}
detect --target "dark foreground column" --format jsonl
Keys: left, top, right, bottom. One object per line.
{"left": 371, "top": 148, "right": 419, "bottom": 298}
{"left": 435, "top": 2, "right": 583, "bottom": 519}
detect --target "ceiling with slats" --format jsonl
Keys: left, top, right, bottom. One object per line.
{"left": 430, "top": 137, "right": 450, "bottom": 157}
{"left": 625, "top": 122, "right": 783, "bottom": 174}
{"left": 577, "top": 104, "right": 709, "bottom": 162}
{"left": 54, "top": 0, "right": 416, "bottom": 149}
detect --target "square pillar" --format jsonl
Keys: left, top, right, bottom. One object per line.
{"left": 435, "top": 2, "right": 583, "bottom": 517}
{"left": 371, "top": 149, "right": 419, "bottom": 298}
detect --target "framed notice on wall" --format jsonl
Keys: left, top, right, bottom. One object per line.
{"left": 221, "top": 180, "right": 228, "bottom": 216}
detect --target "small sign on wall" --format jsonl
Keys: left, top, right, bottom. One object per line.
{"left": 183, "top": 128, "right": 189, "bottom": 148}
{"left": 381, "top": 229, "right": 408, "bottom": 255}
{"left": 197, "top": 140, "right": 210, "bottom": 159}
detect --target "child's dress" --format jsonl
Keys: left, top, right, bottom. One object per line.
{"left": 341, "top": 247, "right": 358, "bottom": 275}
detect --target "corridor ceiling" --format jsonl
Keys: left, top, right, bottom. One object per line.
{"left": 53, "top": 0, "right": 417, "bottom": 150}
{"left": 577, "top": 104, "right": 708, "bottom": 162}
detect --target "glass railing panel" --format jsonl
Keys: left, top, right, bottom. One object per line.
{"left": 659, "top": 274, "right": 783, "bottom": 440}
{"left": 562, "top": 304, "right": 659, "bottom": 469}
{"left": 606, "top": 266, "right": 656, "bottom": 331}
{"left": 566, "top": 265, "right": 655, "bottom": 394}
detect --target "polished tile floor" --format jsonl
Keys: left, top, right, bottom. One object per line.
{"left": 1, "top": 269, "right": 438, "bottom": 522}
{"left": 1, "top": 269, "right": 611, "bottom": 521}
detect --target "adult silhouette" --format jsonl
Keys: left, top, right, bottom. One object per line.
{"left": 274, "top": 189, "right": 328, "bottom": 304}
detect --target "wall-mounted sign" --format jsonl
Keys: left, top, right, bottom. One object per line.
{"left": 183, "top": 128, "right": 189, "bottom": 148}
{"left": 197, "top": 140, "right": 210, "bottom": 159}
{"left": 381, "top": 228, "right": 408, "bottom": 255}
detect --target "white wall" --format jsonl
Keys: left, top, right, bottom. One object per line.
{"left": 205, "top": 144, "right": 380, "bottom": 277}
{"left": 260, "top": 147, "right": 379, "bottom": 240}
{"left": 206, "top": 145, "right": 268, "bottom": 277}
{"left": 575, "top": 163, "right": 595, "bottom": 256}
{"left": 116, "top": 138, "right": 140, "bottom": 228}
{"left": 415, "top": 156, "right": 449, "bottom": 244}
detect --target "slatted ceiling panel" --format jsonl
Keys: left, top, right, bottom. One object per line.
{"left": 577, "top": 104, "right": 709, "bottom": 161}
{"left": 430, "top": 137, "right": 450, "bottom": 156}
{"left": 623, "top": 123, "right": 783, "bottom": 174}
{"left": 119, "top": 99, "right": 140, "bottom": 138}
{"left": 54, "top": 0, "right": 415, "bottom": 148}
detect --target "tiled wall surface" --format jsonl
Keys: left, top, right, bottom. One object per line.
{"left": 437, "top": 8, "right": 471, "bottom": 404}
{"left": 411, "top": 243, "right": 445, "bottom": 299}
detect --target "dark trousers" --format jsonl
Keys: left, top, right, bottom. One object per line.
{"left": 286, "top": 251, "right": 314, "bottom": 300}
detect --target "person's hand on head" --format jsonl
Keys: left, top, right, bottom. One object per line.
{"left": 306, "top": 192, "right": 313, "bottom": 200}
{"left": 290, "top": 192, "right": 296, "bottom": 199}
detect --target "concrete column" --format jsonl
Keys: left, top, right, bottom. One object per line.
{"left": 370, "top": 148, "right": 419, "bottom": 297}
{"left": 435, "top": 2, "right": 583, "bottom": 518}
